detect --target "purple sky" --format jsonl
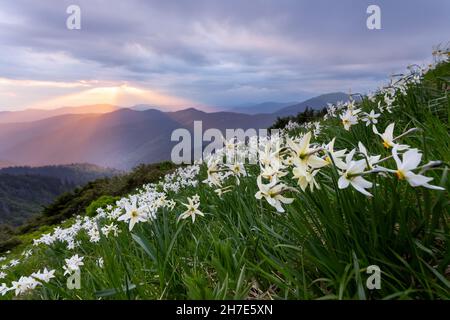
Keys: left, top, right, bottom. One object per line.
{"left": 0, "top": 0, "right": 449, "bottom": 111}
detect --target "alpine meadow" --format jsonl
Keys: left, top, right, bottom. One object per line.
{"left": 0, "top": 51, "right": 449, "bottom": 300}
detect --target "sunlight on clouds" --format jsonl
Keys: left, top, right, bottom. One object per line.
{"left": 0, "top": 78, "right": 199, "bottom": 111}
{"left": 30, "top": 84, "right": 198, "bottom": 111}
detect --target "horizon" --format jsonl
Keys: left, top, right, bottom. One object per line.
{"left": 0, "top": 1, "right": 449, "bottom": 112}
{"left": 0, "top": 91, "right": 348, "bottom": 113}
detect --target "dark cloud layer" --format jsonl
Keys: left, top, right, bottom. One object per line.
{"left": 0, "top": 0, "right": 449, "bottom": 107}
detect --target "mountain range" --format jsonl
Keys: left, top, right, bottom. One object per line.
{"left": 230, "top": 101, "right": 299, "bottom": 114}
{"left": 0, "top": 104, "right": 120, "bottom": 124}
{"left": 0, "top": 92, "right": 349, "bottom": 170}
{"left": 275, "top": 92, "right": 349, "bottom": 117}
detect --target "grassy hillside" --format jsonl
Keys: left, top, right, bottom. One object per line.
{"left": 0, "top": 56, "right": 448, "bottom": 300}
{"left": 0, "top": 162, "right": 176, "bottom": 253}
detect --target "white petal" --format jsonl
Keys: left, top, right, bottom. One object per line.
{"left": 405, "top": 172, "right": 433, "bottom": 187}
{"left": 308, "top": 155, "right": 328, "bottom": 168}
{"left": 350, "top": 180, "right": 373, "bottom": 197}
{"left": 338, "top": 176, "right": 350, "bottom": 189}
{"left": 277, "top": 195, "right": 294, "bottom": 205}
{"left": 353, "top": 176, "right": 373, "bottom": 189}
{"left": 385, "top": 123, "right": 395, "bottom": 140}
{"left": 402, "top": 149, "right": 422, "bottom": 171}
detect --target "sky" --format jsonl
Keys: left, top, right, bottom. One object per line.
{"left": 0, "top": 0, "right": 449, "bottom": 111}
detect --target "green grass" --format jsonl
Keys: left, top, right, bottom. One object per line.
{"left": 0, "top": 60, "right": 449, "bottom": 300}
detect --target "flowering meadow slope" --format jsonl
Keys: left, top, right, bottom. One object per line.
{"left": 1, "top": 54, "right": 449, "bottom": 300}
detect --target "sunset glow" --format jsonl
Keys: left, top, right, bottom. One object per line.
{"left": 0, "top": 78, "right": 200, "bottom": 111}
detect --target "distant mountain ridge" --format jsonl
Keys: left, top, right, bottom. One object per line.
{"left": 0, "top": 104, "right": 120, "bottom": 124}
{"left": 0, "top": 108, "right": 277, "bottom": 169}
{"left": 230, "top": 101, "right": 298, "bottom": 114}
{"left": 0, "top": 160, "right": 14, "bottom": 169}
{"left": 274, "top": 92, "right": 349, "bottom": 117}
{"left": 0, "top": 93, "right": 349, "bottom": 169}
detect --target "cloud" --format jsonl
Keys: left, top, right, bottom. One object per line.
{"left": 31, "top": 84, "right": 200, "bottom": 110}
{"left": 0, "top": 78, "right": 200, "bottom": 110}
{"left": 0, "top": 0, "right": 449, "bottom": 110}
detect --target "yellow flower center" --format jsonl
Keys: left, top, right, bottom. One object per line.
{"left": 382, "top": 140, "right": 392, "bottom": 149}
{"left": 131, "top": 210, "right": 139, "bottom": 218}
{"left": 395, "top": 170, "right": 406, "bottom": 180}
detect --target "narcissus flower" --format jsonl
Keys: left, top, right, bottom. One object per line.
{"left": 324, "top": 137, "right": 347, "bottom": 169}
{"left": 292, "top": 166, "right": 319, "bottom": 192}
{"left": 63, "top": 254, "right": 84, "bottom": 276}
{"left": 179, "top": 196, "right": 205, "bottom": 223}
{"left": 391, "top": 147, "right": 445, "bottom": 190}
{"left": 31, "top": 268, "right": 55, "bottom": 283}
{"left": 373, "top": 123, "right": 409, "bottom": 150}
{"left": 338, "top": 150, "right": 373, "bottom": 197}
{"left": 288, "top": 132, "right": 327, "bottom": 170}
{"left": 340, "top": 109, "right": 359, "bottom": 131}
{"left": 9, "top": 259, "right": 20, "bottom": 267}
{"left": 0, "top": 283, "right": 10, "bottom": 296}
{"left": 203, "top": 158, "right": 223, "bottom": 187}
{"left": 226, "top": 161, "right": 247, "bottom": 185}
{"left": 255, "top": 176, "right": 294, "bottom": 213}
{"left": 362, "top": 110, "right": 381, "bottom": 126}
{"left": 260, "top": 160, "right": 287, "bottom": 182}
{"left": 118, "top": 197, "right": 149, "bottom": 231}
{"left": 10, "top": 276, "right": 39, "bottom": 296}
{"left": 358, "top": 142, "right": 381, "bottom": 169}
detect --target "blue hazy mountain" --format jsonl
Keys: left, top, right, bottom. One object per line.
{"left": 230, "top": 101, "right": 298, "bottom": 114}
{"left": 274, "top": 92, "right": 349, "bottom": 117}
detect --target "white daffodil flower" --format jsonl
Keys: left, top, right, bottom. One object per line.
{"left": 392, "top": 147, "right": 445, "bottom": 190}
{"left": 362, "top": 110, "right": 381, "bottom": 126}
{"left": 203, "top": 157, "right": 223, "bottom": 187}
{"left": 373, "top": 123, "right": 409, "bottom": 150}
{"left": 259, "top": 143, "right": 283, "bottom": 167}
{"left": 358, "top": 142, "right": 381, "bottom": 169}
{"left": 226, "top": 161, "right": 247, "bottom": 185}
{"left": 63, "top": 254, "right": 84, "bottom": 276}
{"left": 324, "top": 137, "right": 347, "bottom": 169}
{"left": 179, "top": 196, "right": 205, "bottom": 223}
{"left": 292, "top": 166, "right": 319, "bottom": 192}
{"left": 255, "top": 176, "right": 294, "bottom": 213}
{"left": 384, "top": 93, "right": 395, "bottom": 112}
{"left": 338, "top": 150, "right": 373, "bottom": 197}
{"left": 340, "top": 109, "right": 359, "bottom": 131}
{"left": 118, "top": 197, "right": 149, "bottom": 231}
{"left": 287, "top": 132, "right": 327, "bottom": 170}
{"left": 0, "top": 283, "right": 11, "bottom": 296}
{"left": 10, "top": 276, "right": 39, "bottom": 296}
{"left": 260, "top": 159, "right": 287, "bottom": 182}
{"left": 9, "top": 259, "right": 20, "bottom": 267}
{"left": 31, "top": 268, "right": 55, "bottom": 283}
